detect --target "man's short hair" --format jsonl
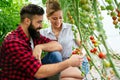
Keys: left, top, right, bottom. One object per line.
{"left": 20, "top": 4, "right": 44, "bottom": 22}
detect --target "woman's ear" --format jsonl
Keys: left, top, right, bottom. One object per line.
{"left": 46, "top": 15, "right": 49, "bottom": 20}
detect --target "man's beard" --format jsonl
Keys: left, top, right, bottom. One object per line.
{"left": 28, "top": 22, "right": 41, "bottom": 39}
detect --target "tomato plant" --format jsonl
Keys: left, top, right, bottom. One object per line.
{"left": 56, "top": 0, "right": 120, "bottom": 79}
{"left": 0, "top": 0, "right": 27, "bottom": 45}
{"left": 57, "top": 0, "right": 120, "bottom": 79}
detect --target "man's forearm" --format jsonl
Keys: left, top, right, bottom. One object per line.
{"left": 34, "top": 59, "right": 70, "bottom": 79}
{"left": 34, "top": 54, "right": 83, "bottom": 79}
{"left": 37, "top": 41, "right": 62, "bottom": 52}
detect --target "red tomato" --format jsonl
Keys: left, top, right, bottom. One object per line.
{"left": 93, "top": 47, "right": 97, "bottom": 52}
{"left": 72, "top": 48, "right": 80, "bottom": 55}
{"left": 90, "top": 49, "right": 94, "bottom": 53}
{"left": 92, "top": 40, "right": 97, "bottom": 44}
{"left": 98, "top": 52, "right": 106, "bottom": 59}
{"left": 72, "top": 51, "right": 77, "bottom": 54}
{"left": 90, "top": 36, "right": 94, "bottom": 40}
{"left": 87, "top": 56, "right": 91, "bottom": 61}
{"left": 90, "top": 48, "right": 97, "bottom": 54}
{"left": 112, "top": 16, "right": 117, "bottom": 20}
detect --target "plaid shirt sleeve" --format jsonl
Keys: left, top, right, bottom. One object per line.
{"left": 39, "top": 34, "right": 52, "bottom": 43}
{"left": 5, "top": 40, "right": 41, "bottom": 77}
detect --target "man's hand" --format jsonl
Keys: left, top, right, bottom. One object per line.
{"left": 33, "top": 45, "right": 42, "bottom": 62}
{"left": 67, "top": 54, "right": 84, "bottom": 67}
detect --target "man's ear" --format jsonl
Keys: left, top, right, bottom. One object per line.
{"left": 24, "top": 18, "right": 31, "bottom": 25}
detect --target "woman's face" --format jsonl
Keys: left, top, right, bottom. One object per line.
{"left": 48, "top": 10, "right": 63, "bottom": 28}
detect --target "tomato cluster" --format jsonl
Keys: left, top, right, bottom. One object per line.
{"left": 90, "top": 36, "right": 100, "bottom": 47}
{"left": 111, "top": 9, "right": 120, "bottom": 28}
{"left": 90, "top": 47, "right": 97, "bottom": 54}
{"left": 72, "top": 48, "right": 83, "bottom": 55}
{"left": 67, "top": 11, "right": 74, "bottom": 24}
{"left": 89, "top": 36, "right": 107, "bottom": 60}
{"left": 89, "top": 36, "right": 98, "bottom": 54}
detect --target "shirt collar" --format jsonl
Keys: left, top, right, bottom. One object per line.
{"left": 47, "top": 23, "right": 68, "bottom": 34}
{"left": 17, "top": 26, "right": 30, "bottom": 43}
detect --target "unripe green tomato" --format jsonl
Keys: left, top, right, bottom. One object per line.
{"left": 114, "top": 24, "right": 120, "bottom": 28}
{"left": 99, "top": 16, "right": 104, "bottom": 20}
{"left": 101, "top": 6, "right": 106, "bottom": 10}
{"left": 106, "top": 5, "right": 114, "bottom": 11}
{"left": 94, "top": 43, "right": 99, "bottom": 47}
{"left": 105, "top": 0, "right": 112, "bottom": 4}
{"left": 84, "top": 17, "right": 90, "bottom": 23}
{"left": 82, "top": 4, "right": 91, "bottom": 11}
{"left": 103, "top": 59, "right": 111, "bottom": 67}
{"left": 80, "top": 0, "right": 88, "bottom": 4}
{"left": 110, "top": 11, "right": 117, "bottom": 16}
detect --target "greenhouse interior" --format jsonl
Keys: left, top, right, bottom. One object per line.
{"left": 0, "top": 0, "right": 120, "bottom": 80}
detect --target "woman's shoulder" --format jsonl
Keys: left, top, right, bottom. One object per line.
{"left": 39, "top": 27, "right": 51, "bottom": 35}
{"left": 63, "top": 23, "right": 77, "bottom": 29}
{"left": 40, "top": 27, "right": 50, "bottom": 32}
{"left": 63, "top": 23, "right": 72, "bottom": 27}
{"left": 40, "top": 27, "right": 50, "bottom": 31}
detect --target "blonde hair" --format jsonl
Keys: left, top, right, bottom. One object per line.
{"left": 46, "top": 0, "right": 61, "bottom": 17}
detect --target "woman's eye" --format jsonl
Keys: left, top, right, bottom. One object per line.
{"left": 52, "top": 18, "right": 57, "bottom": 20}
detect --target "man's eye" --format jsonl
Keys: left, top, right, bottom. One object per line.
{"left": 38, "top": 21, "right": 42, "bottom": 23}
{"left": 59, "top": 17, "right": 62, "bottom": 19}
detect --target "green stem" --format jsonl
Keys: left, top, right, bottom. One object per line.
{"left": 72, "top": 0, "right": 83, "bottom": 47}
{"left": 75, "top": 0, "right": 83, "bottom": 42}
{"left": 100, "top": 35, "right": 120, "bottom": 79}
{"left": 102, "top": 60, "right": 107, "bottom": 79}
{"left": 79, "top": 21, "right": 89, "bottom": 42}
{"left": 109, "top": 49, "right": 120, "bottom": 60}
{"left": 93, "top": 0, "right": 102, "bottom": 31}
{"left": 101, "top": 0, "right": 107, "bottom": 7}
{"left": 112, "top": 53, "right": 120, "bottom": 60}
{"left": 114, "top": 0, "right": 120, "bottom": 10}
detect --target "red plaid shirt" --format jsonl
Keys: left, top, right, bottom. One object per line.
{"left": 0, "top": 26, "right": 51, "bottom": 80}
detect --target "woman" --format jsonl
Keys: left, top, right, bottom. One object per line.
{"left": 40, "top": 0, "right": 89, "bottom": 80}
